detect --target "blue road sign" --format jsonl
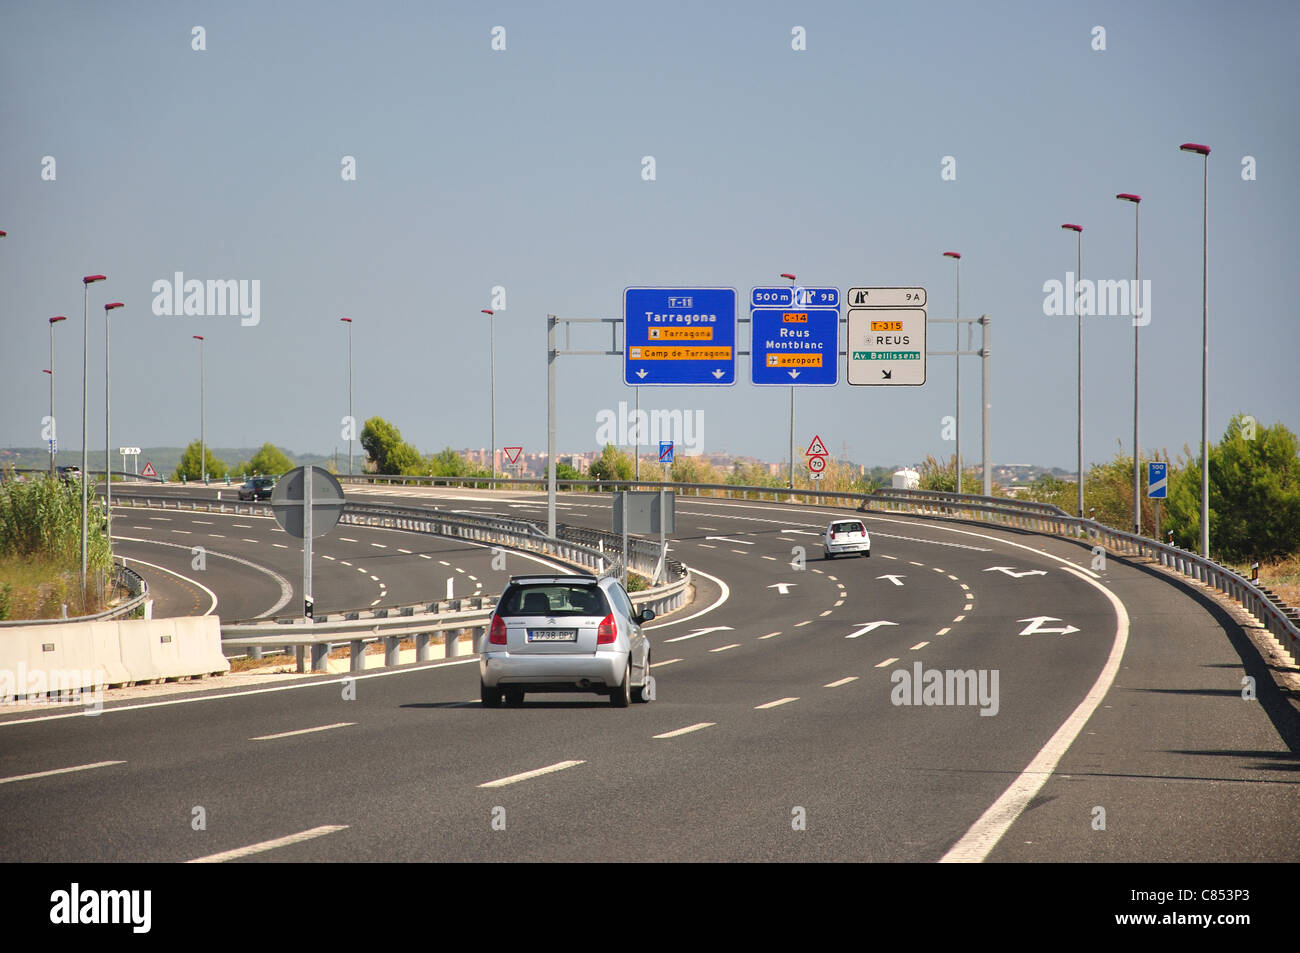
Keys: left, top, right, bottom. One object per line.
{"left": 750, "top": 286, "right": 839, "bottom": 386}
{"left": 659, "top": 441, "right": 674, "bottom": 463}
{"left": 1148, "top": 462, "right": 1168, "bottom": 499}
{"left": 624, "top": 287, "right": 736, "bottom": 386}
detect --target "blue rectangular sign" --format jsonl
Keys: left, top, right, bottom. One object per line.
{"left": 1147, "top": 462, "right": 1168, "bottom": 499}
{"left": 659, "top": 441, "right": 674, "bottom": 463}
{"left": 750, "top": 287, "right": 839, "bottom": 386}
{"left": 624, "top": 287, "right": 736, "bottom": 386}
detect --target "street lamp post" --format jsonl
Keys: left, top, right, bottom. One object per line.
{"left": 481, "top": 309, "right": 495, "bottom": 478}
{"left": 340, "top": 318, "right": 353, "bottom": 477}
{"left": 943, "top": 252, "right": 962, "bottom": 492}
{"left": 1061, "top": 225, "right": 1084, "bottom": 517}
{"left": 193, "top": 336, "right": 206, "bottom": 484}
{"left": 1180, "top": 142, "right": 1211, "bottom": 557}
{"left": 1116, "top": 193, "right": 1142, "bottom": 535}
{"left": 80, "top": 274, "right": 106, "bottom": 601}
{"left": 48, "top": 316, "right": 66, "bottom": 477}
{"left": 781, "top": 272, "right": 797, "bottom": 492}
{"left": 104, "top": 302, "right": 123, "bottom": 541}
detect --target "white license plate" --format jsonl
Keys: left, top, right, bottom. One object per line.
{"left": 528, "top": 629, "right": 577, "bottom": 642}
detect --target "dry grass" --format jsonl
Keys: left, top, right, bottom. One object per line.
{"left": 0, "top": 553, "right": 110, "bottom": 620}
{"left": 1234, "top": 553, "right": 1300, "bottom": 608}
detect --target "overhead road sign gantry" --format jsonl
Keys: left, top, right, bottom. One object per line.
{"left": 846, "top": 287, "right": 927, "bottom": 386}
{"left": 624, "top": 287, "right": 736, "bottom": 386}
{"left": 750, "top": 286, "right": 839, "bottom": 386}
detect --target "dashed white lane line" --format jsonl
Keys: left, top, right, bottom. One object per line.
{"left": 880, "top": 554, "right": 898, "bottom": 560}
{"left": 233, "top": 524, "right": 251, "bottom": 529}
{"left": 273, "top": 543, "right": 287, "bottom": 549}
{"left": 824, "top": 677, "right": 858, "bottom": 688}
{"left": 948, "top": 574, "right": 959, "bottom": 580}
{"left": 322, "top": 555, "right": 335, "bottom": 561}
{"left": 356, "top": 567, "right": 367, "bottom": 573}
{"left": 697, "top": 544, "right": 716, "bottom": 549}
{"left": 759, "top": 631, "right": 782, "bottom": 640}
{"left": 710, "top": 643, "right": 741, "bottom": 653}
{"left": 479, "top": 760, "right": 586, "bottom": 788}
{"left": 794, "top": 620, "right": 812, "bottom": 628}
{"left": 208, "top": 534, "right": 225, "bottom": 538}
{"left": 370, "top": 543, "right": 386, "bottom": 549}
{"left": 932, "top": 567, "right": 945, "bottom": 574}
{"left": 439, "top": 560, "right": 451, "bottom": 566}
{"left": 132, "top": 526, "right": 151, "bottom": 530}
{"left": 761, "top": 555, "right": 777, "bottom": 561}
{"left": 755, "top": 697, "right": 798, "bottom": 710}
{"left": 187, "top": 825, "right": 349, "bottom": 864}
{"left": 649, "top": 658, "right": 681, "bottom": 669}
{"left": 875, "top": 657, "right": 899, "bottom": 668}
{"left": 731, "top": 549, "right": 749, "bottom": 555}
{"left": 964, "top": 604, "right": 973, "bottom": 611}
{"left": 340, "top": 561, "right": 352, "bottom": 566}
{"left": 827, "top": 576, "right": 838, "bottom": 582}
{"left": 370, "top": 598, "right": 381, "bottom": 606}
{"left": 339, "top": 537, "right": 358, "bottom": 543}
{"left": 193, "top": 520, "right": 213, "bottom": 525}
{"left": 455, "top": 567, "right": 466, "bottom": 573}
{"left": 953, "top": 615, "right": 966, "bottom": 622}
{"left": 910, "top": 641, "right": 930, "bottom": 651}
{"left": 369, "top": 575, "right": 380, "bottom": 581}
{"left": 398, "top": 548, "right": 412, "bottom": 554}
{"left": 0, "top": 760, "right": 125, "bottom": 785}
{"left": 960, "top": 583, "right": 970, "bottom": 590}
{"left": 149, "top": 517, "right": 171, "bottom": 521}
{"left": 172, "top": 529, "right": 191, "bottom": 535}
{"left": 468, "top": 575, "right": 477, "bottom": 581}
{"left": 833, "top": 600, "right": 844, "bottom": 607}
{"left": 819, "top": 610, "right": 833, "bottom": 617}
{"left": 654, "top": 723, "right": 715, "bottom": 739}
{"left": 242, "top": 538, "right": 258, "bottom": 543}
{"left": 936, "top": 627, "right": 951, "bottom": 636}
{"left": 419, "top": 554, "right": 432, "bottom": 559}
{"left": 252, "top": 722, "right": 355, "bottom": 741}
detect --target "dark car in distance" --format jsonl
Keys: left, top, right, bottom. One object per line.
{"left": 238, "top": 476, "right": 276, "bottom": 500}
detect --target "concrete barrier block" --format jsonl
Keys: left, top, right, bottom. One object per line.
{"left": 171, "top": 616, "right": 230, "bottom": 677}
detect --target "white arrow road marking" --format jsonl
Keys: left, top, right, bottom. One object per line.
{"left": 984, "top": 567, "right": 1048, "bottom": 578}
{"left": 664, "top": 625, "right": 734, "bottom": 644}
{"left": 706, "top": 536, "right": 752, "bottom": 545}
{"left": 767, "top": 583, "right": 797, "bottom": 594}
{"left": 846, "top": 621, "right": 898, "bottom": 639}
{"left": 1018, "top": 616, "right": 1080, "bottom": 636}
{"left": 877, "top": 574, "right": 906, "bottom": 586}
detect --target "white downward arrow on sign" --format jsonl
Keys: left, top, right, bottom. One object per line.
{"left": 664, "top": 626, "right": 734, "bottom": 644}
{"left": 788, "top": 369, "right": 800, "bottom": 379}
{"left": 846, "top": 621, "right": 898, "bottom": 639}
{"left": 877, "top": 574, "right": 905, "bottom": 586}
{"left": 767, "top": 583, "right": 797, "bottom": 594}
{"left": 636, "top": 369, "right": 648, "bottom": 379}
{"left": 712, "top": 369, "right": 725, "bottom": 379}
{"left": 984, "top": 567, "right": 1048, "bottom": 578}
{"left": 1017, "top": 616, "right": 1080, "bottom": 636}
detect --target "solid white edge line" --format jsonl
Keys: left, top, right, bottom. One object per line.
{"left": 479, "top": 759, "right": 585, "bottom": 788}
{"left": 113, "top": 535, "right": 292, "bottom": 618}
{"left": 644, "top": 563, "right": 730, "bottom": 629}
{"left": 110, "top": 554, "right": 218, "bottom": 616}
{"left": 187, "top": 825, "right": 349, "bottom": 863}
{"left": 939, "top": 564, "right": 1130, "bottom": 863}
{"left": 654, "top": 722, "right": 715, "bottom": 739}
{"left": 0, "top": 760, "right": 125, "bottom": 785}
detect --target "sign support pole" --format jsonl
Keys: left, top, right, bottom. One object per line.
{"left": 303, "top": 464, "right": 313, "bottom": 622}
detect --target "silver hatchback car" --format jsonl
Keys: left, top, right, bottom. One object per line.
{"left": 480, "top": 574, "right": 654, "bottom": 707}
{"left": 824, "top": 518, "right": 871, "bottom": 558}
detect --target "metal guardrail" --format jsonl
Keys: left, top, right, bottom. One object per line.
{"left": 0, "top": 560, "right": 149, "bottom": 627}
{"left": 348, "top": 475, "right": 1297, "bottom": 655}
{"left": 110, "top": 492, "right": 691, "bottom": 672}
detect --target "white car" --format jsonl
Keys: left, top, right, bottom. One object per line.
{"left": 824, "top": 519, "right": 871, "bottom": 558}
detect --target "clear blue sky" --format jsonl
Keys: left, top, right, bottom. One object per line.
{"left": 3, "top": 0, "right": 1297, "bottom": 471}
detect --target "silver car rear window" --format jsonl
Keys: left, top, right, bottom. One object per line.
{"left": 498, "top": 584, "right": 610, "bottom": 617}
{"left": 831, "top": 521, "right": 865, "bottom": 534}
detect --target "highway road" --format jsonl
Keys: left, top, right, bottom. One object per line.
{"left": 1, "top": 484, "right": 1295, "bottom": 862}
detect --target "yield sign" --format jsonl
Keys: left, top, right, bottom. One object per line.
{"left": 503, "top": 447, "right": 522, "bottom": 464}
{"left": 805, "top": 434, "right": 829, "bottom": 457}
{"left": 1018, "top": 616, "right": 1080, "bottom": 636}
{"left": 141, "top": 461, "right": 157, "bottom": 478}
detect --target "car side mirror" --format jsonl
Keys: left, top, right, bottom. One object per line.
{"left": 637, "top": 608, "right": 655, "bottom": 624}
